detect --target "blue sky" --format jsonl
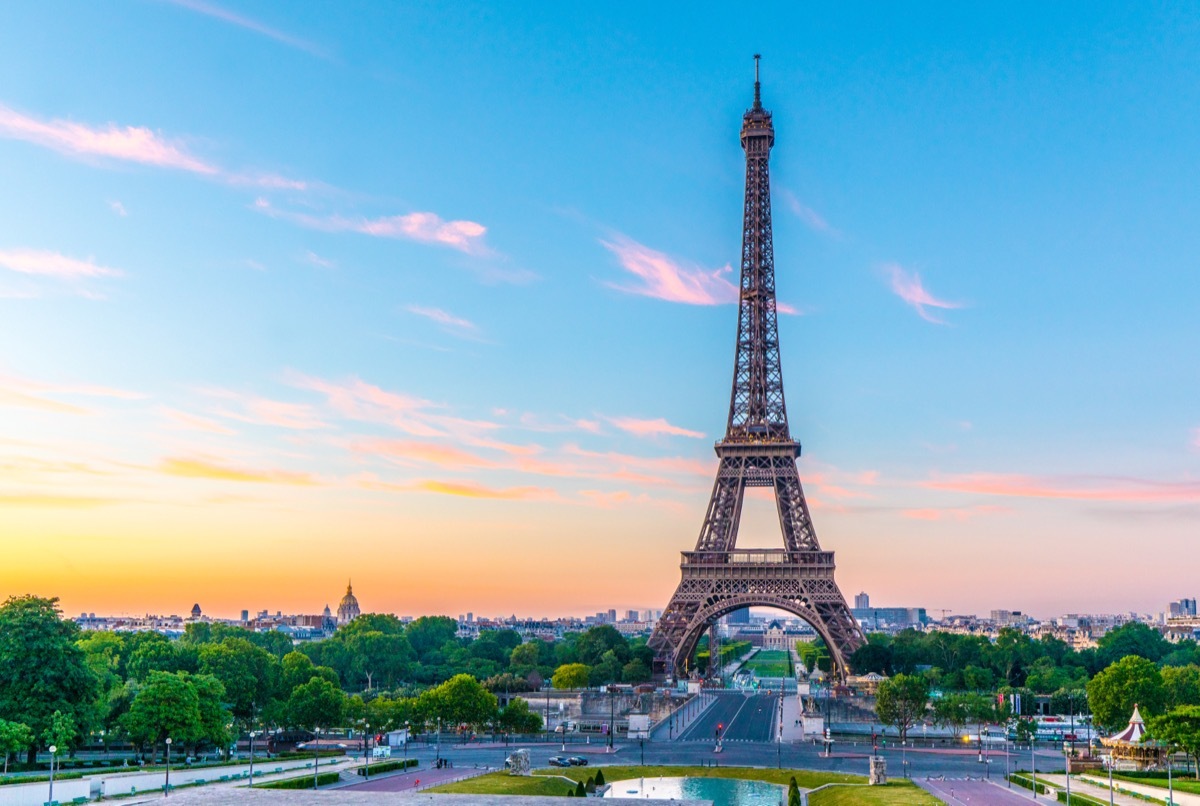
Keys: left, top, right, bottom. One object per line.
{"left": 1, "top": 2, "right": 1198, "bottom": 619}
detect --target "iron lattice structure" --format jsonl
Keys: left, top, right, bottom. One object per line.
{"left": 648, "top": 59, "right": 864, "bottom": 681}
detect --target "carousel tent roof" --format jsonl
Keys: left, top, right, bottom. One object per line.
{"left": 1104, "top": 704, "right": 1148, "bottom": 745}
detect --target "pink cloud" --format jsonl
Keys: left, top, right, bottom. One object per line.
{"left": 352, "top": 439, "right": 501, "bottom": 470}
{"left": 901, "top": 505, "right": 1009, "bottom": 522}
{"left": 885, "top": 264, "right": 963, "bottom": 324}
{"left": 0, "top": 103, "right": 307, "bottom": 189}
{"left": 201, "top": 388, "right": 326, "bottom": 430}
{"left": 165, "top": 0, "right": 329, "bottom": 58}
{"left": 160, "top": 408, "right": 236, "bottom": 436}
{"left": 779, "top": 189, "right": 839, "bottom": 237}
{"left": 607, "top": 416, "right": 704, "bottom": 439}
{"left": 602, "top": 236, "right": 738, "bottom": 306}
{"left": 924, "top": 473, "right": 1200, "bottom": 503}
{"left": 407, "top": 305, "right": 478, "bottom": 332}
{"left": 0, "top": 249, "right": 122, "bottom": 280}
{"left": 0, "top": 103, "right": 217, "bottom": 174}
{"left": 255, "top": 199, "right": 488, "bottom": 254}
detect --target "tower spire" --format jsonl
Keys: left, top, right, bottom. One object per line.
{"left": 753, "top": 54, "right": 762, "bottom": 109}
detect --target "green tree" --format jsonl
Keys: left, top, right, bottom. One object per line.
{"left": 282, "top": 651, "right": 339, "bottom": 692}
{"left": 41, "top": 710, "right": 77, "bottom": 754}
{"left": 406, "top": 616, "right": 458, "bottom": 660}
{"left": 1098, "top": 622, "right": 1170, "bottom": 666}
{"left": 875, "top": 673, "right": 929, "bottom": 744}
{"left": 286, "top": 678, "right": 346, "bottom": 732}
{"left": 498, "top": 698, "right": 543, "bottom": 733}
{"left": 1148, "top": 705, "right": 1200, "bottom": 779}
{"left": 124, "top": 672, "right": 202, "bottom": 760}
{"left": 1163, "top": 665, "right": 1200, "bottom": 709}
{"left": 198, "top": 638, "right": 281, "bottom": 722}
{"left": 552, "top": 663, "right": 591, "bottom": 690}
{"left": 418, "top": 674, "right": 498, "bottom": 729}
{"left": 510, "top": 642, "right": 541, "bottom": 670}
{"left": 0, "top": 719, "right": 34, "bottom": 774}
{"left": 127, "top": 637, "right": 199, "bottom": 681}
{"left": 575, "top": 779, "right": 586, "bottom": 797}
{"left": 622, "top": 659, "right": 651, "bottom": 684}
{"left": 933, "top": 694, "right": 972, "bottom": 739}
{"left": 1087, "top": 655, "right": 1166, "bottom": 732}
{"left": 0, "top": 596, "right": 98, "bottom": 763}
{"left": 192, "top": 674, "right": 233, "bottom": 755}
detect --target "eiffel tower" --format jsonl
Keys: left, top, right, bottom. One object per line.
{"left": 648, "top": 57, "right": 864, "bottom": 682}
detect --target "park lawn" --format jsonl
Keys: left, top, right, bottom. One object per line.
{"left": 1113, "top": 772, "right": 1200, "bottom": 795}
{"left": 428, "top": 772, "right": 576, "bottom": 796}
{"left": 743, "top": 650, "right": 793, "bottom": 678}
{"left": 545, "top": 765, "right": 864, "bottom": 788}
{"left": 809, "top": 782, "right": 942, "bottom": 806}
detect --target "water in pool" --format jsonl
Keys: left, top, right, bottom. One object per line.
{"left": 602, "top": 776, "right": 787, "bottom": 804}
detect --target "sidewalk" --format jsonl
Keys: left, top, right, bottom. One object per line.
{"left": 1077, "top": 772, "right": 1199, "bottom": 805}
{"left": 650, "top": 692, "right": 718, "bottom": 741}
{"left": 1041, "top": 773, "right": 1174, "bottom": 806}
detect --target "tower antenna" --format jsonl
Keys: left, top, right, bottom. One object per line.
{"left": 753, "top": 54, "right": 762, "bottom": 109}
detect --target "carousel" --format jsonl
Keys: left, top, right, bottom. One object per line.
{"left": 1101, "top": 704, "right": 1164, "bottom": 770}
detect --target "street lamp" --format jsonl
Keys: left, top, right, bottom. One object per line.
{"left": 312, "top": 726, "right": 320, "bottom": 790}
{"left": 164, "top": 737, "right": 172, "bottom": 797}
{"left": 364, "top": 722, "right": 371, "bottom": 781}
{"left": 404, "top": 722, "right": 410, "bottom": 770}
{"left": 1031, "top": 735, "right": 1037, "bottom": 801}
{"left": 608, "top": 687, "right": 615, "bottom": 753}
{"left": 48, "top": 745, "right": 57, "bottom": 804}
{"left": 248, "top": 729, "right": 258, "bottom": 788}
{"left": 983, "top": 727, "right": 990, "bottom": 780}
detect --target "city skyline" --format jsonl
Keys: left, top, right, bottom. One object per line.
{"left": 3, "top": 4, "right": 1200, "bottom": 619}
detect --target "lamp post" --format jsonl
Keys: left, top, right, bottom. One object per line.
{"left": 364, "top": 722, "right": 371, "bottom": 781}
{"left": 1006, "top": 731, "right": 1011, "bottom": 788}
{"left": 404, "top": 722, "right": 410, "bottom": 770}
{"left": 1031, "top": 735, "right": 1037, "bottom": 801}
{"left": 1107, "top": 753, "right": 1114, "bottom": 806}
{"left": 312, "top": 727, "right": 320, "bottom": 791}
{"left": 640, "top": 736, "right": 644, "bottom": 766}
{"left": 608, "top": 687, "right": 615, "bottom": 753}
{"left": 984, "top": 727, "right": 990, "bottom": 780}
{"left": 436, "top": 717, "right": 441, "bottom": 765}
{"left": 48, "top": 745, "right": 57, "bottom": 805}
{"left": 248, "top": 730, "right": 257, "bottom": 788}
{"left": 1066, "top": 692, "right": 1074, "bottom": 805}
{"left": 164, "top": 737, "right": 172, "bottom": 797}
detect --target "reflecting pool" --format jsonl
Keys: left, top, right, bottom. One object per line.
{"left": 602, "top": 776, "right": 787, "bottom": 805}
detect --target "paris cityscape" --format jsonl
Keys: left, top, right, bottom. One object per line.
{"left": 3, "top": 4, "right": 1200, "bottom": 806}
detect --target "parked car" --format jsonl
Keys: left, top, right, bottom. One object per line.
{"left": 548, "top": 756, "right": 572, "bottom": 767}
{"left": 567, "top": 756, "right": 588, "bottom": 766}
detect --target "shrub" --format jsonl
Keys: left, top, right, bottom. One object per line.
{"left": 259, "top": 771, "right": 340, "bottom": 790}
{"left": 1008, "top": 773, "right": 1051, "bottom": 796}
{"left": 358, "top": 758, "right": 418, "bottom": 776}
{"left": 595, "top": 769, "right": 605, "bottom": 786}
{"left": 586, "top": 775, "right": 596, "bottom": 793}
{"left": 575, "top": 779, "right": 586, "bottom": 797}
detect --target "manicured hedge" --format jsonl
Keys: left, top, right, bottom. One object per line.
{"left": 259, "top": 771, "right": 341, "bottom": 789}
{"left": 1009, "top": 773, "right": 1052, "bottom": 795}
{"left": 358, "top": 758, "right": 418, "bottom": 776}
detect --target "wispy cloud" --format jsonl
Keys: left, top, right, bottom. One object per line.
{"left": 160, "top": 407, "right": 236, "bottom": 435}
{"left": 924, "top": 472, "right": 1200, "bottom": 503}
{"left": 407, "top": 305, "right": 478, "bottom": 335}
{"left": 255, "top": 199, "right": 488, "bottom": 255}
{"left": 1192, "top": 428, "right": 1200, "bottom": 449}
{"left": 0, "top": 374, "right": 143, "bottom": 414}
{"left": 160, "top": 456, "right": 316, "bottom": 485}
{"left": 0, "top": 493, "right": 121, "bottom": 508}
{"left": 163, "top": 0, "right": 330, "bottom": 59}
{"left": 303, "top": 251, "right": 336, "bottom": 269}
{"left": 601, "top": 235, "right": 798, "bottom": 314}
{"left": 0, "top": 103, "right": 306, "bottom": 189}
{"left": 885, "top": 263, "right": 963, "bottom": 324}
{"left": 0, "top": 248, "right": 122, "bottom": 280}
{"left": 601, "top": 235, "right": 738, "bottom": 306}
{"left": 108, "top": 200, "right": 128, "bottom": 217}
{"left": 201, "top": 389, "right": 327, "bottom": 430}
{"left": 607, "top": 416, "right": 704, "bottom": 439}
{"left": 901, "top": 505, "right": 1009, "bottom": 522}
{"left": 414, "top": 479, "right": 558, "bottom": 501}
{"left": 779, "top": 189, "right": 839, "bottom": 237}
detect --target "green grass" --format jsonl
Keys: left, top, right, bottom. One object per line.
{"left": 809, "top": 782, "right": 941, "bottom": 806}
{"left": 427, "top": 772, "right": 576, "bottom": 796}
{"left": 742, "top": 650, "right": 793, "bottom": 678}
{"left": 431, "top": 767, "right": 938, "bottom": 805}
{"left": 1113, "top": 772, "right": 1200, "bottom": 795}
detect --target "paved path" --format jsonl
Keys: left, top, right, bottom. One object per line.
{"left": 1047, "top": 773, "right": 1194, "bottom": 806}
{"left": 919, "top": 778, "right": 1039, "bottom": 805}
{"left": 338, "top": 766, "right": 486, "bottom": 792}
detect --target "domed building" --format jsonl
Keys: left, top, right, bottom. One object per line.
{"left": 336, "top": 581, "right": 361, "bottom": 625}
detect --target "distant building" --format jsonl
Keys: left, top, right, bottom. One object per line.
{"left": 854, "top": 592, "right": 870, "bottom": 610}
{"left": 190, "top": 603, "right": 202, "bottom": 620}
{"left": 1169, "top": 598, "right": 1197, "bottom": 617}
{"left": 851, "top": 606, "right": 927, "bottom": 631}
{"left": 337, "top": 581, "right": 361, "bottom": 625}
{"left": 726, "top": 608, "right": 751, "bottom": 625}
{"left": 240, "top": 609, "right": 249, "bottom": 623}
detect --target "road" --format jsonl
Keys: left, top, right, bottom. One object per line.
{"left": 677, "top": 691, "right": 779, "bottom": 743}
{"left": 919, "top": 779, "right": 1038, "bottom": 805}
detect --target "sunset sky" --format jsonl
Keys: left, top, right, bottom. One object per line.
{"left": 2, "top": 3, "right": 1199, "bottom": 621}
